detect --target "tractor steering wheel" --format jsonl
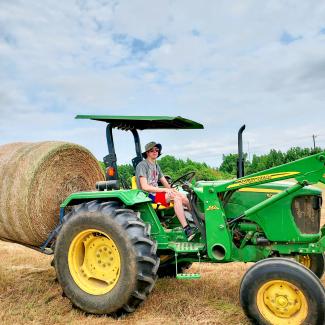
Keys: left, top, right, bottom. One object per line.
{"left": 170, "top": 171, "right": 196, "bottom": 188}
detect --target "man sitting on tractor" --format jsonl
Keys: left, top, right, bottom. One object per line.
{"left": 136, "top": 141, "right": 197, "bottom": 241}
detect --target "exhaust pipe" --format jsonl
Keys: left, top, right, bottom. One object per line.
{"left": 237, "top": 125, "right": 246, "bottom": 178}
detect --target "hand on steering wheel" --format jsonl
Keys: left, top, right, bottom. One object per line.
{"left": 170, "top": 171, "right": 196, "bottom": 188}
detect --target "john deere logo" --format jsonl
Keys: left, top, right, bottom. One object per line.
{"left": 207, "top": 205, "right": 219, "bottom": 211}
{"left": 227, "top": 172, "right": 300, "bottom": 189}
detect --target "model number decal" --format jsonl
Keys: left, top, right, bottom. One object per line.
{"left": 226, "top": 171, "right": 300, "bottom": 189}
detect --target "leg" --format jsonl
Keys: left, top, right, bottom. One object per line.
{"left": 173, "top": 195, "right": 188, "bottom": 228}
{"left": 166, "top": 191, "right": 197, "bottom": 241}
{"left": 174, "top": 191, "right": 191, "bottom": 211}
{"left": 166, "top": 192, "right": 188, "bottom": 228}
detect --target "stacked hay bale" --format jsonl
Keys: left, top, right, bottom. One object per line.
{"left": 0, "top": 142, "right": 105, "bottom": 246}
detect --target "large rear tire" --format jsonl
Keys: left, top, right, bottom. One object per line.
{"left": 240, "top": 258, "right": 325, "bottom": 325}
{"left": 54, "top": 200, "right": 159, "bottom": 315}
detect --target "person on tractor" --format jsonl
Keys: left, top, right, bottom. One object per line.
{"left": 135, "top": 141, "right": 197, "bottom": 241}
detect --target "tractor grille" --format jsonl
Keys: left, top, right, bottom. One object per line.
{"left": 291, "top": 195, "right": 322, "bottom": 234}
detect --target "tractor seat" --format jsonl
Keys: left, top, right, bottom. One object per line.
{"left": 131, "top": 176, "right": 174, "bottom": 210}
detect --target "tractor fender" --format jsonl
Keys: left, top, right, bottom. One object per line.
{"left": 40, "top": 190, "right": 151, "bottom": 252}
{"left": 60, "top": 189, "right": 151, "bottom": 208}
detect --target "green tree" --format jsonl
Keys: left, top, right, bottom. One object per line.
{"left": 284, "top": 147, "right": 322, "bottom": 163}
{"left": 98, "top": 161, "right": 106, "bottom": 175}
{"left": 118, "top": 164, "right": 134, "bottom": 187}
{"left": 246, "top": 147, "right": 323, "bottom": 175}
{"left": 219, "top": 153, "right": 250, "bottom": 176}
{"left": 221, "top": 146, "right": 324, "bottom": 176}
{"left": 219, "top": 154, "right": 238, "bottom": 175}
{"left": 99, "top": 154, "right": 232, "bottom": 186}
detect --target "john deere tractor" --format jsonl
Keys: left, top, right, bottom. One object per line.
{"left": 44, "top": 116, "right": 325, "bottom": 324}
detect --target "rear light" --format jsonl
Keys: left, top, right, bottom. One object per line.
{"left": 106, "top": 167, "right": 115, "bottom": 177}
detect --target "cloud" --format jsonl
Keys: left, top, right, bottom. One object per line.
{"left": 113, "top": 33, "right": 165, "bottom": 56}
{"left": 280, "top": 31, "right": 302, "bottom": 45}
{"left": 0, "top": 1, "right": 325, "bottom": 167}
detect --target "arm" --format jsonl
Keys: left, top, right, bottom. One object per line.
{"left": 156, "top": 164, "right": 174, "bottom": 191}
{"left": 160, "top": 176, "right": 171, "bottom": 189}
{"left": 139, "top": 176, "right": 168, "bottom": 193}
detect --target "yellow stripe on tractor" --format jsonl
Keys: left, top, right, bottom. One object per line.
{"left": 238, "top": 188, "right": 282, "bottom": 194}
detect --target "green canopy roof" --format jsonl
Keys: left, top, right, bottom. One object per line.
{"left": 75, "top": 115, "right": 204, "bottom": 130}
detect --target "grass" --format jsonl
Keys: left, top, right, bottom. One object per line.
{"left": 0, "top": 191, "right": 324, "bottom": 324}
{"left": 0, "top": 243, "right": 251, "bottom": 325}
{"left": 1, "top": 247, "right": 323, "bottom": 325}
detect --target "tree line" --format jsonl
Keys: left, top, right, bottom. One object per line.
{"left": 117, "top": 155, "right": 231, "bottom": 186}
{"left": 99, "top": 146, "right": 323, "bottom": 184}
{"left": 219, "top": 147, "right": 323, "bottom": 176}
{"left": 99, "top": 155, "right": 231, "bottom": 187}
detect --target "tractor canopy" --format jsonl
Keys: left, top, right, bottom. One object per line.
{"left": 75, "top": 115, "right": 204, "bottom": 130}
{"left": 76, "top": 115, "right": 204, "bottom": 184}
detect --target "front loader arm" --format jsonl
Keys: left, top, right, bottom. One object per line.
{"left": 217, "top": 151, "right": 325, "bottom": 192}
{"left": 191, "top": 152, "right": 325, "bottom": 261}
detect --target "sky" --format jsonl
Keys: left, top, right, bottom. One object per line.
{"left": 1, "top": 1, "right": 325, "bottom": 167}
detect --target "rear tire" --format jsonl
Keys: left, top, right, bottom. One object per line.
{"left": 240, "top": 258, "right": 325, "bottom": 325}
{"left": 54, "top": 200, "right": 159, "bottom": 315}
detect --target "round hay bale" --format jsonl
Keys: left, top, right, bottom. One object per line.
{"left": 0, "top": 141, "right": 105, "bottom": 246}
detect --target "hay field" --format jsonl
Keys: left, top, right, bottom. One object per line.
{"left": 0, "top": 244, "right": 250, "bottom": 325}
{"left": 0, "top": 192, "right": 324, "bottom": 325}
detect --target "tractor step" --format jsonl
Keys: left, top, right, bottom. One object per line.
{"left": 168, "top": 242, "right": 205, "bottom": 253}
{"left": 176, "top": 273, "right": 201, "bottom": 280}
{"left": 173, "top": 244, "right": 203, "bottom": 280}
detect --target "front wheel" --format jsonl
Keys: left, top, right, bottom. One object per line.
{"left": 240, "top": 258, "right": 325, "bottom": 325}
{"left": 54, "top": 201, "right": 159, "bottom": 315}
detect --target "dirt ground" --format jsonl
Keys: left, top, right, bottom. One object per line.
{"left": 0, "top": 192, "right": 324, "bottom": 325}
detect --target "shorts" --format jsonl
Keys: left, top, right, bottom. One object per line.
{"left": 148, "top": 192, "right": 170, "bottom": 207}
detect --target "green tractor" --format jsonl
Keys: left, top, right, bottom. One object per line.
{"left": 45, "top": 115, "right": 325, "bottom": 324}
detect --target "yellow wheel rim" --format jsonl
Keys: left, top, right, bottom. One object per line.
{"left": 68, "top": 229, "right": 121, "bottom": 295}
{"left": 296, "top": 255, "right": 312, "bottom": 269}
{"left": 256, "top": 280, "right": 308, "bottom": 325}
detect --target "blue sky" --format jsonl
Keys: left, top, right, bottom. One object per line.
{"left": 1, "top": 1, "right": 325, "bottom": 166}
